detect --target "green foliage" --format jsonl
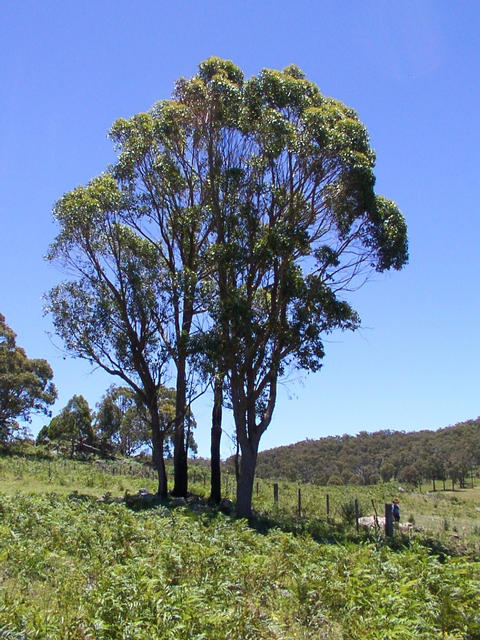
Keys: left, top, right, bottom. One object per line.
{"left": 95, "top": 385, "right": 159, "bottom": 457}
{"left": 1, "top": 451, "right": 480, "bottom": 638}
{"left": 46, "top": 56, "right": 408, "bottom": 512}
{"left": 96, "top": 385, "right": 197, "bottom": 458}
{"left": 40, "top": 394, "right": 94, "bottom": 457}
{"left": 339, "top": 498, "right": 363, "bottom": 525}
{"left": 95, "top": 385, "right": 141, "bottom": 456}
{"left": 0, "top": 313, "right": 56, "bottom": 441}
{"left": 0, "top": 490, "right": 479, "bottom": 639}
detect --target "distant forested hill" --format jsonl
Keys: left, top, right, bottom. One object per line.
{"left": 252, "top": 419, "right": 480, "bottom": 487}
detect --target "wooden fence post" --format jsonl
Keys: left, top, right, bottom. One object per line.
{"left": 273, "top": 483, "right": 279, "bottom": 505}
{"left": 297, "top": 488, "right": 302, "bottom": 518}
{"left": 326, "top": 493, "right": 330, "bottom": 519}
{"left": 371, "top": 499, "right": 379, "bottom": 530}
{"left": 256, "top": 481, "right": 259, "bottom": 496}
{"left": 385, "top": 503, "right": 393, "bottom": 537}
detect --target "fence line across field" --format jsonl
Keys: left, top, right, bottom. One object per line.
{"left": 53, "top": 458, "right": 399, "bottom": 536}
{"left": 268, "top": 482, "right": 395, "bottom": 537}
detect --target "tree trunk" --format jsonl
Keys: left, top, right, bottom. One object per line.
{"left": 150, "top": 406, "right": 168, "bottom": 498}
{"left": 172, "top": 360, "right": 188, "bottom": 497}
{"left": 210, "top": 377, "right": 223, "bottom": 504}
{"left": 234, "top": 438, "right": 240, "bottom": 482}
{"left": 230, "top": 372, "right": 274, "bottom": 519}
{"left": 236, "top": 440, "right": 258, "bottom": 519}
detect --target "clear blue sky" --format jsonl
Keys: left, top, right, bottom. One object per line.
{"left": 1, "top": 1, "right": 479, "bottom": 458}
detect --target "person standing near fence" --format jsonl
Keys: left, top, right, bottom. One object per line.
{"left": 392, "top": 498, "right": 400, "bottom": 523}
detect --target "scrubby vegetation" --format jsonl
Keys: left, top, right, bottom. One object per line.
{"left": 254, "top": 418, "right": 480, "bottom": 488}
{"left": 2, "top": 490, "right": 480, "bottom": 639}
{"left": 0, "top": 449, "right": 480, "bottom": 638}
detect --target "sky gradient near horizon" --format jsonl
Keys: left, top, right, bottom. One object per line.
{"left": 1, "top": 1, "right": 479, "bottom": 458}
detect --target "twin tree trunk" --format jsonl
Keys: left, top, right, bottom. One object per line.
{"left": 233, "top": 373, "right": 277, "bottom": 518}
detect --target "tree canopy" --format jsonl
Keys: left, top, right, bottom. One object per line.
{"left": 0, "top": 313, "right": 57, "bottom": 442}
{"left": 47, "top": 58, "right": 407, "bottom": 514}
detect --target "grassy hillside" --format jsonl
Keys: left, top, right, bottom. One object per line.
{"left": 1, "top": 450, "right": 480, "bottom": 639}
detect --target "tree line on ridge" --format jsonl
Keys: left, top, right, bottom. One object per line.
{"left": 253, "top": 419, "right": 480, "bottom": 489}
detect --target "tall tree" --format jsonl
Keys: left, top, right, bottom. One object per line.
{"left": 109, "top": 104, "right": 215, "bottom": 496}
{"left": 47, "top": 58, "right": 407, "bottom": 514}
{"left": 46, "top": 188, "right": 171, "bottom": 497}
{"left": 0, "top": 313, "right": 57, "bottom": 441}
{"left": 183, "top": 58, "right": 408, "bottom": 517}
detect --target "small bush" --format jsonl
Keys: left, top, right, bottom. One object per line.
{"left": 339, "top": 498, "right": 363, "bottom": 525}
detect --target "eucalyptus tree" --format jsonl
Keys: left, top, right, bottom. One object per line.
{"left": 48, "top": 74, "right": 217, "bottom": 496}
{"left": 48, "top": 57, "right": 407, "bottom": 513}
{"left": 46, "top": 189, "right": 172, "bottom": 496}
{"left": 108, "top": 100, "right": 217, "bottom": 497}
{"left": 45, "top": 394, "right": 95, "bottom": 458}
{"left": 177, "top": 58, "right": 408, "bottom": 517}
{"left": 0, "top": 313, "right": 57, "bottom": 441}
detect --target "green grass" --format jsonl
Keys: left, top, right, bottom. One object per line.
{"left": 1, "top": 449, "right": 480, "bottom": 546}
{"left": 0, "top": 449, "right": 480, "bottom": 638}
{"left": 0, "top": 450, "right": 158, "bottom": 495}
